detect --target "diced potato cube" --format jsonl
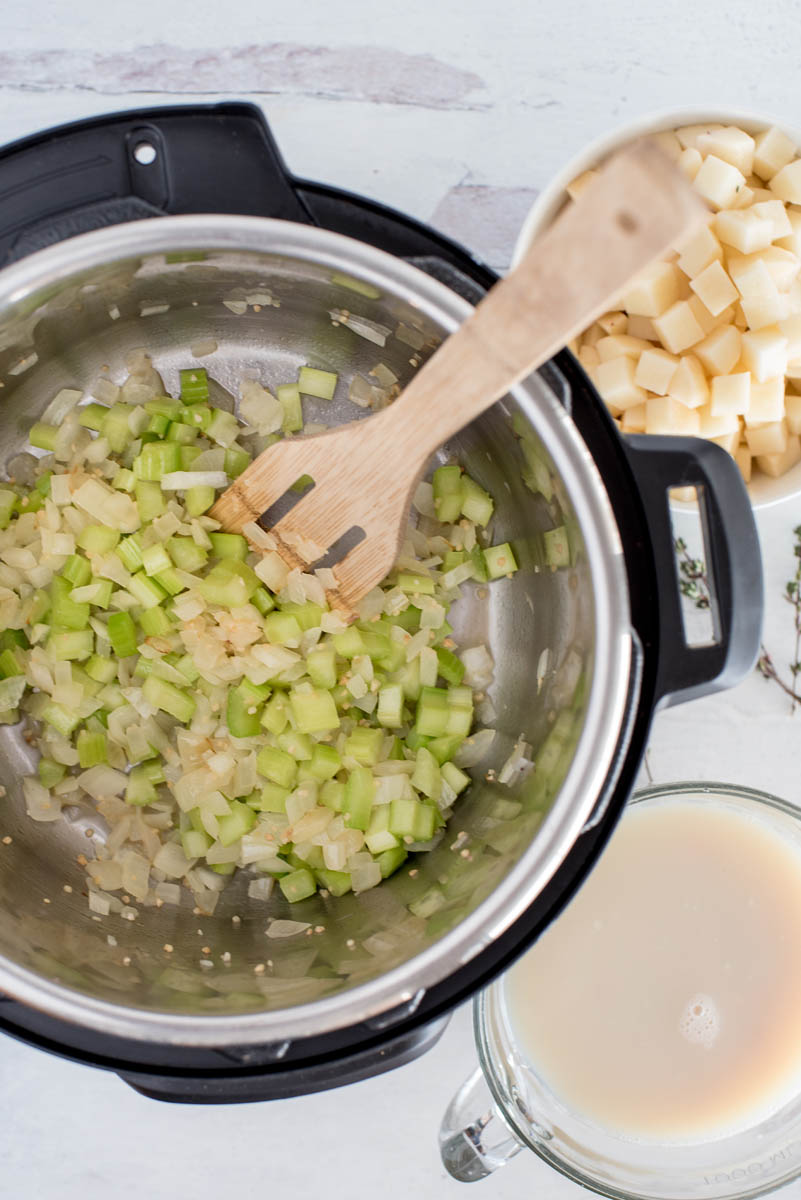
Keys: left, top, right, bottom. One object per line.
{"left": 697, "top": 126, "right": 755, "bottom": 175}
{"left": 676, "top": 224, "right": 723, "bottom": 278}
{"left": 634, "top": 347, "right": 680, "bottom": 394}
{"left": 745, "top": 418, "right": 788, "bottom": 455}
{"left": 715, "top": 209, "right": 775, "bottom": 254}
{"left": 753, "top": 126, "right": 797, "bottom": 181}
{"left": 651, "top": 130, "right": 682, "bottom": 161}
{"left": 645, "top": 395, "right": 701, "bottom": 436}
{"left": 652, "top": 300, "right": 706, "bottom": 354}
{"left": 689, "top": 261, "right": 739, "bottom": 316}
{"left": 759, "top": 247, "right": 799, "bottom": 291}
{"left": 770, "top": 159, "right": 801, "bottom": 204}
{"left": 710, "top": 372, "right": 751, "bottom": 417}
{"left": 695, "top": 324, "right": 741, "bottom": 375}
{"left": 757, "top": 434, "right": 801, "bottom": 477}
{"left": 676, "top": 123, "right": 725, "bottom": 150}
{"left": 711, "top": 430, "right": 740, "bottom": 455}
{"left": 741, "top": 289, "right": 789, "bottom": 330}
{"left": 698, "top": 404, "right": 741, "bottom": 438}
{"left": 596, "top": 334, "right": 653, "bottom": 362}
{"left": 621, "top": 403, "right": 647, "bottom": 433}
{"left": 582, "top": 323, "right": 605, "bottom": 348}
{"left": 668, "top": 354, "right": 709, "bottom": 409}
{"left": 678, "top": 147, "right": 703, "bottom": 181}
{"left": 626, "top": 315, "right": 657, "bottom": 340}
{"left": 578, "top": 344, "right": 600, "bottom": 370}
{"left": 750, "top": 199, "right": 793, "bottom": 240}
{"left": 777, "top": 207, "right": 801, "bottom": 257}
{"left": 735, "top": 445, "right": 752, "bottom": 481}
{"left": 623, "top": 262, "right": 681, "bottom": 318}
{"left": 780, "top": 313, "right": 801, "bottom": 360}
{"left": 598, "top": 311, "right": 627, "bottom": 335}
{"left": 785, "top": 392, "right": 801, "bottom": 434}
{"left": 694, "top": 155, "right": 747, "bottom": 210}
{"left": 745, "top": 377, "right": 786, "bottom": 425}
{"left": 566, "top": 169, "right": 599, "bottom": 201}
{"left": 732, "top": 186, "right": 755, "bottom": 210}
{"left": 595, "top": 356, "right": 647, "bottom": 413}
{"left": 740, "top": 328, "right": 788, "bottom": 382}
{"left": 687, "top": 295, "right": 734, "bottom": 335}
{"left": 727, "top": 255, "right": 777, "bottom": 299}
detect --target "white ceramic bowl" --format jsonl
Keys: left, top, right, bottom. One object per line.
{"left": 511, "top": 106, "right": 801, "bottom": 510}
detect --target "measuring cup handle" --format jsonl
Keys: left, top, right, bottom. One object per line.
{"left": 439, "top": 1067, "right": 525, "bottom": 1182}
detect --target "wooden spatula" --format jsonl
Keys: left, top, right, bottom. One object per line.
{"left": 211, "top": 140, "right": 707, "bottom": 617}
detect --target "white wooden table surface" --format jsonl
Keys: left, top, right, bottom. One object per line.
{"left": 2, "top": 1, "right": 801, "bottom": 1196}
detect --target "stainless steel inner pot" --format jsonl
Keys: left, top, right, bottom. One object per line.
{"left": 0, "top": 216, "right": 632, "bottom": 1046}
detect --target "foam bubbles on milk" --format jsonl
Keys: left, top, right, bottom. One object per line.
{"left": 679, "top": 994, "right": 720, "bottom": 1049}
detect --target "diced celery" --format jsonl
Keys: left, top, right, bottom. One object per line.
{"left": 116, "top": 534, "right": 144, "bottom": 572}
{"left": 251, "top": 587, "right": 275, "bottom": 616}
{"left": 261, "top": 692, "right": 289, "bottom": 735}
{"left": 107, "top": 611, "right": 138, "bottom": 657}
{"left": 333, "top": 627, "right": 366, "bottom": 658}
{"left": 209, "top": 532, "right": 248, "bottom": 560}
{"left": 128, "top": 571, "right": 167, "bottom": 609}
{"left": 376, "top": 845, "right": 408, "bottom": 878}
{"left": 217, "top": 800, "right": 257, "bottom": 846}
{"left": 112, "top": 468, "right": 136, "bottom": 493}
{"left": 153, "top": 567, "right": 186, "bottom": 596}
{"left": 49, "top": 630, "right": 94, "bottom": 662}
{"left": 0, "top": 630, "right": 28, "bottom": 651}
{"left": 411, "top": 746, "right": 441, "bottom": 800}
{"left": 388, "top": 797, "right": 420, "bottom": 839}
{"left": 432, "top": 464, "right": 464, "bottom": 523}
{"left": 182, "top": 828, "right": 212, "bottom": 859}
{"left": 0, "top": 490, "right": 18, "bottom": 530}
{"left": 142, "top": 675, "right": 196, "bottom": 723}
{"left": 224, "top": 447, "right": 251, "bottom": 478}
{"left": 135, "top": 480, "right": 166, "bottom": 522}
{"left": 306, "top": 646, "right": 337, "bottom": 689}
{"left": 314, "top": 868, "right": 352, "bottom": 897}
{"left": 257, "top": 746, "right": 298, "bottom": 789}
{"left": 441, "top": 550, "right": 467, "bottom": 572}
{"left": 280, "top": 602, "right": 323, "bottom": 632}
{"left": 543, "top": 525, "right": 570, "bottom": 567}
{"left": 207, "top": 409, "right": 240, "bottom": 447}
{"left": 377, "top": 683, "right": 404, "bottom": 728}
{"left": 211, "top": 862, "right": 236, "bottom": 876}
{"left": 289, "top": 473, "right": 314, "bottom": 493}
{"left": 278, "top": 730, "right": 312, "bottom": 760}
{"left": 306, "top": 744, "right": 341, "bottom": 782}
{"left": 344, "top": 727, "right": 383, "bottom": 765}
{"left": 77, "top": 403, "right": 109, "bottom": 432}
{"left": 50, "top": 577, "right": 90, "bottom": 631}
{"left": 298, "top": 366, "right": 337, "bottom": 400}
{"left": 279, "top": 867, "right": 317, "bottom": 903}
{"left": 145, "top": 396, "right": 183, "bottom": 419}
{"left": 277, "top": 383, "right": 303, "bottom": 432}
{"left": 29, "top": 422, "right": 58, "bottom": 451}
{"left": 185, "top": 486, "right": 215, "bottom": 516}
{"left": 180, "top": 445, "right": 202, "bottom": 469}
{"left": 469, "top": 545, "right": 489, "bottom": 583}
{"left": 85, "top": 655, "right": 117, "bottom": 684}
{"left": 320, "top": 779, "right": 345, "bottom": 812}
{"left": 365, "top": 806, "right": 400, "bottom": 854}
{"left": 125, "top": 763, "right": 158, "bottom": 806}
{"left": 0, "top": 648, "right": 23, "bottom": 678}
{"left": 166, "top": 420, "right": 198, "bottom": 445}
{"left": 397, "top": 572, "right": 435, "bottom": 595}
{"left": 138, "top": 606, "right": 174, "bottom": 638}
{"left": 197, "top": 560, "right": 259, "bottom": 607}
{"left": 289, "top": 687, "right": 340, "bottom": 734}
{"left": 179, "top": 367, "right": 209, "bottom": 403}
{"left": 398, "top": 657, "right": 421, "bottom": 702}
{"left": 146, "top": 413, "right": 170, "bottom": 438}
{"left": 134, "top": 441, "right": 182, "bottom": 481}
{"left": 175, "top": 654, "right": 200, "bottom": 683}
{"left": 62, "top": 555, "right": 92, "bottom": 588}
{"left": 34, "top": 473, "right": 51, "bottom": 497}
{"left": 249, "top": 782, "right": 289, "bottom": 813}
{"left": 77, "top": 728, "right": 108, "bottom": 768}
{"left": 227, "top": 679, "right": 270, "bottom": 738}
{"left": 40, "top": 701, "right": 81, "bottom": 736}
{"left": 264, "top": 611, "right": 302, "bottom": 646}
{"left": 168, "top": 537, "right": 208, "bottom": 573}
{"left": 442, "top": 761, "right": 471, "bottom": 795}
{"left": 461, "top": 475, "right": 494, "bottom": 526}
{"left": 343, "top": 766, "right": 374, "bottom": 831}
{"left": 178, "top": 404, "right": 211, "bottom": 431}
{"left": 483, "top": 542, "right": 518, "bottom": 579}
{"left": 415, "top": 686, "right": 450, "bottom": 736}
{"left": 77, "top": 524, "right": 120, "bottom": 553}
{"left": 436, "top": 646, "right": 465, "bottom": 685}
{"left": 141, "top": 543, "right": 171, "bottom": 577}
{"left": 104, "top": 403, "right": 135, "bottom": 453}
{"left": 426, "top": 733, "right": 464, "bottom": 765}
{"left": 38, "top": 757, "right": 66, "bottom": 788}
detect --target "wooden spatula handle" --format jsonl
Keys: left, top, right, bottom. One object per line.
{"left": 374, "top": 139, "right": 707, "bottom": 463}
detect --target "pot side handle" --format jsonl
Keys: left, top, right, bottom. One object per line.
{"left": 623, "top": 434, "right": 763, "bottom": 708}
{"left": 0, "top": 102, "right": 315, "bottom": 266}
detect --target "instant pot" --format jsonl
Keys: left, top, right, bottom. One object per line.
{"left": 0, "top": 103, "right": 762, "bottom": 1102}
